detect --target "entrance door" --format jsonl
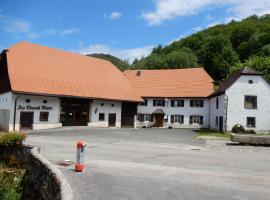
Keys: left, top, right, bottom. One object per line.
{"left": 219, "top": 116, "right": 223, "bottom": 132}
{"left": 60, "top": 99, "right": 89, "bottom": 126}
{"left": 20, "top": 112, "right": 34, "bottom": 129}
{"left": 108, "top": 113, "right": 116, "bottom": 127}
{"left": 154, "top": 114, "right": 164, "bottom": 127}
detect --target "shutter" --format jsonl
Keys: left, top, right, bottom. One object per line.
{"left": 153, "top": 100, "right": 156, "bottom": 106}
{"left": 190, "top": 100, "right": 193, "bottom": 107}
{"left": 145, "top": 99, "right": 148, "bottom": 106}
{"left": 189, "top": 116, "right": 192, "bottom": 124}
{"left": 200, "top": 100, "right": 204, "bottom": 107}
{"left": 171, "top": 115, "right": 174, "bottom": 123}
{"left": 162, "top": 100, "right": 165, "bottom": 107}
{"left": 181, "top": 100, "right": 184, "bottom": 107}
{"left": 181, "top": 115, "right": 184, "bottom": 124}
{"left": 200, "top": 116, "right": 203, "bottom": 125}
{"left": 171, "top": 100, "right": 174, "bottom": 107}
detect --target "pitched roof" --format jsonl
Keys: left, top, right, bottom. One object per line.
{"left": 209, "top": 67, "right": 264, "bottom": 98}
{"left": 4, "top": 41, "right": 142, "bottom": 102}
{"left": 123, "top": 68, "right": 214, "bottom": 98}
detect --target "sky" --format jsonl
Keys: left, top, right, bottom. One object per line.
{"left": 1, "top": 0, "right": 270, "bottom": 62}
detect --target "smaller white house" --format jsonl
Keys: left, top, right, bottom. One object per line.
{"left": 124, "top": 68, "right": 214, "bottom": 128}
{"left": 209, "top": 67, "right": 270, "bottom": 132}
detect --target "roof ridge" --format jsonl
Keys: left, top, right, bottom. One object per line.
{"left": 124, "top": 67, "right": 204, "bottom": 72}
{"left": 7, "top": 41, "right": 29, "bottom": 50}
{"left": 8, "top": 41, "right": 113, "bottom": 65}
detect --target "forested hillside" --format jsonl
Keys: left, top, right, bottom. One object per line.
{"left": 88, "top": 53, "right": 129, "bottom": 71}
{"left": 132, "top": 14, "right": 270, "bottom": 84}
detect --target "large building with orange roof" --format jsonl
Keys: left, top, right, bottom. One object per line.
{"left": 0, "top": 41, "right": 142, "bottom": 131}
{"left": 124, "top": 68, "right": 214, "bottom": 128}
{"left": 1, "top": 42, "right": 269, "bottom": 132}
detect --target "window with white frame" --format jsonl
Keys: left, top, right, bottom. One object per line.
{"left": 244, "top": 96, "right": 257, "bottom": 109}
{"left": 246, "top": 117, "right": 256, "bottom": 127}
{"left": 189, "top": 115, "right": 203, "bottom": 125}
{"left": 171, "top": 100, "right": 184, "bottom": 107}
{"left": 171, "top": 115, "right": 184, "bottom": 124}
{"left": 153, "top": 99, "right": 165, "bottom": 107}
{"left": 145, "top": 114, "right": 152, "bottom": 121}
{"left": 137, "top": 114, "right": 152, "bottom": 122}
{"left": 190, "top": 100, "right": 204, "bottom": 107}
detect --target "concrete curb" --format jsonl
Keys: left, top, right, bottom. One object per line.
{"left": 31, "top": 147, "right": 73, "bottom": 200}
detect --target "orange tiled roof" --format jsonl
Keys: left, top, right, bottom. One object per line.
{"left": 6, "top": 41, "right": 142, "bottom": 102}
{"left": 123, "top": 68, "right": 214, "bottom": 98}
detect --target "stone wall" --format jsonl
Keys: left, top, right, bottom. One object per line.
{"left": 0, "top": 145, "right": 73, "bottom": 200}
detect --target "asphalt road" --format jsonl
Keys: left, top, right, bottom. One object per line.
{"left": 26, "top": 127, "right": 270, "bottom": 200}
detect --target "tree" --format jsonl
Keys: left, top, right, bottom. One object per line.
{"left": 197, "top": 36, "right": 239, "bottom": 81}
{"left": 165, "top": 48, "right": 198, "bottom": 68}
{"left": 230, "top": 56, "right": 270, "bottom": 81}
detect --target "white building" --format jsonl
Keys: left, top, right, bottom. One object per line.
{"left": 0, "top": 41, "right": 141, "bottom": 131}
{"left": 0, "top": 42, "right": 269, "bottom": 133}
{"left": 209, "top": 67, "right": 270, "bottom": 132}
{"left": 124, "top": 68, "right": 214, "bottom": 128}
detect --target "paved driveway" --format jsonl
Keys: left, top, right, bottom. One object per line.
{"left": 26, "top": 127, "right": 270, "bottom": 200}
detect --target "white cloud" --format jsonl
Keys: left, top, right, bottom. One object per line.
{"left": 142, "top": 0, "right": 270, "bottom": 25}
{"left": 78, "top": 44, "right": 154, "bottom": 63}
{"left": 206, "top": 21, "right": 221, "bottom": 28}
{"left": 109, "top": 11, "right": 122, "bottom": 20}
{"left": 60, "top": 28, "right": 80, "bottom": 36}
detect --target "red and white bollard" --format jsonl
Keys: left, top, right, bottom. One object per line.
{"left": 75, "top": 141, "right": 87, "bottom": 172}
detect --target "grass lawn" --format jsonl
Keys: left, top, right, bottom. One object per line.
{"left": 194, "top": 129, "right": 231, "bottom": 140}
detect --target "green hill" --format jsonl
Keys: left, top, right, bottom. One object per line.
{"left": 132, "top": 14, "right": 270, "bottom": 84}
{"left": 88, "top": 53, "right": 130, "bottom": 71}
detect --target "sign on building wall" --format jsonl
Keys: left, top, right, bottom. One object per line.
{"left": 18, "top": 105, "right": 53, "bottom": 111}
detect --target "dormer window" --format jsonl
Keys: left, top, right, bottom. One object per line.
{"left": 248, "top": 80, "right": 253, "bottom": 84}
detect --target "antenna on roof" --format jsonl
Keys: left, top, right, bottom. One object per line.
{"left": 136, "top": 71, "right": 141, "bottom": 76}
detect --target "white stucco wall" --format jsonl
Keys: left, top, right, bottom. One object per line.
{"left": 209, "top": 94, "right": 226, "bottom": 130}
{"left": 137, "top": 98, "right": 210, "bottom": 128}
{"left": 226, "top": 75, "right": 270, "bottom": 132}
{"left": 10, "top": 94, "right": 62, "bottom": 131}
{"left": 88, "top": 100, "right": 122, "bottom": 128}
{"left": 0, "top": 92, "right": 13, "bottom": 130}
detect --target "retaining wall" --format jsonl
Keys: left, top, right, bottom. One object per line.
{"left": 0, "top": 145, "right": 73, "bottom": 200}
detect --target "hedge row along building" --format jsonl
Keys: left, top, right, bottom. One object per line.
{"left": 0, "top": 42, "right": 269, "bottom": 132}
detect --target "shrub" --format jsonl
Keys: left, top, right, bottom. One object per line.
{"left": 231, "top": 124, "right": 245, "bottom": 134}
{"left": 0, "top": 132, "right": 27, "bottom": 146}
{"left": 245, "top": 129, "right": 256, "bottom": 134}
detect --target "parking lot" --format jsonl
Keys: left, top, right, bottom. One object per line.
{"left": 26, "top": 127, "right": 270, "bottom": 200}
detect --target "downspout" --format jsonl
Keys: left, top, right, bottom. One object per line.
{"left": 13, "top": 95, "right": 20, "bottom": 131}
{"left": 208, "top": 98, "right": 211, "bottom": 129}
{"left": 224, "top": 94, "right": 228, "bottom": 133}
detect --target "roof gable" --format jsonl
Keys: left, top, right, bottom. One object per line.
{"left": 5, "top": 41, "right": 142, "bottom": 102}
{"left": 209, "top": 67, "right": 265, "bottom": 98}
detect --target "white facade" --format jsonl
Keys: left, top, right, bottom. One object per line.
{"left": 209, "top": 94, "right": 226, "bottom": 131}
{"left": 88, "top": 100, "right": 122, "bottom": 128}
{"left": 0, "top": 93, "right": 123, "bottom": 131}
{"left": 0, "top": 93, "right": 62, "bottom": 131}
{"left": 137, "top": 98, "right": 210, "bottom": 128}
{"left": 210, "top": 75, "right": 270, "bottom": 132}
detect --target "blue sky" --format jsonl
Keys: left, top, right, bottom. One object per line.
{"left": 1, "top": 0, "right": 270, "bottom": 62}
